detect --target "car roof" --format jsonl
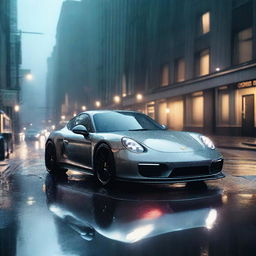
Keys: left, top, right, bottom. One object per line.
{"left": 80, "top": 110, "right": 141, "bottom": 116}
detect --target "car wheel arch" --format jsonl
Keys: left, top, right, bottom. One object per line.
{"left": 93, "top": 141, "right": 114, "bottom": 168}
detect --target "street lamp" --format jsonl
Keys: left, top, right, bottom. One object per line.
{"left": 95, "top": 101, "right": 101, "bottom": 108}
{"left": 25, "top": 73, "right": 33, "bottom": 81}
{"left": 113, "top": 95, "right": 121, "bottom": 104}
{"left": 14, "top": 105, "right": 20, "bottom": 112}
{"left": 81, "top": 105, "right": 87, "bottom": 111}
{"left": 61, "top": 115, "right": 66, "bottom": 120}
{"left": 136, "top": 94, "right": 143, "bottom": 101}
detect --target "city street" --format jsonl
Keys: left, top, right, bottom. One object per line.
{"left": 1, "top": 140, "right": 256, "bottom": 256}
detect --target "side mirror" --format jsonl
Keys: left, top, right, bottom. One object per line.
{"left": 161, "top": 124, "right": 168, "bottom": 130}
{"left": 72, "top": 125, "right": 89, "bottom": 137}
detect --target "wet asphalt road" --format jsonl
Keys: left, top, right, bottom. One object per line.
{"left": 1, "top": 139, "right": 256, "bottom": 256}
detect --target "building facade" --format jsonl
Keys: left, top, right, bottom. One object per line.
{"left": 48, "top": 0, "right": 256, "bottom": 136}
{"left": 0, "top": 0, "right": 21, "bottom": 132}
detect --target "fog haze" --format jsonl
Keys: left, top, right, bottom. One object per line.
{"left": 18, "top": 0, "right": 64, "bottom": 127}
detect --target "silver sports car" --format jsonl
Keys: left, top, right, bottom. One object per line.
{"left": 45, "top": 110, "right": 224, "bottom": 186}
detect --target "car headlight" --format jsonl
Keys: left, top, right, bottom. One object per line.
{"left": 122, "top": 137, "right": 145, "bottom": 153}
{"left": 200, "top": 136, "right": 215, "bottom": 149}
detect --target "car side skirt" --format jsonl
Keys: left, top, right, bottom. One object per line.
{"left": 58, "top": 163, "right": 94, "bottom": 176}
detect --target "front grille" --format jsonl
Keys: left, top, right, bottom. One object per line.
{"left": 210, "top": 159, "right": 223, "bottom": 174}
{"left": 169, "top": 166, "right": 210, "bottom": 178}
{"left": 138, "top": 164, "right": 168, "bottom": 177}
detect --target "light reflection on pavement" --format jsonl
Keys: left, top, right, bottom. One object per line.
{"left": 0, "top": 141, "right": 256, "bottom": 255}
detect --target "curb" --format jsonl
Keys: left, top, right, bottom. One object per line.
{"left": 242, "top": 142, "right": 256, "bottom": 147}
{"left": 217, "top": 145, "right": 256, "bottom": 152}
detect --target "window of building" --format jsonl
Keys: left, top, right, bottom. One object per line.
{"left": 196, "top": 49, "right": 210, "bottom": 76}
{"left": 199, "top": 12, "right": 210, "bottom": 35}
{"left": 168, "top": 100, "right": 184, "bottom": 130}
{"left": 158, "top": 102, "right": 167, "bottom": 125}
{"left": 122, "top": 74, "right": 127, "bottom": 97}
{"left": 175, "top": 58, "right": 185, "bottom": 82}
{"left": 161, "top": 64, "right": 169, "bottom": 86}
{"left": 233, "top": 27, "right": 253, "bottom": 64}
{"left": 147, "top": 102, "right": 155, "bottom": 119}
{"left": 191, "top": 92, "right": 204, "bottom": 126}
{"left": 219, "top": 93, "right": 230, "bottom": 124}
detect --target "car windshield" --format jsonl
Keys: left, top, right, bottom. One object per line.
{"left": 93, "top": 112, "right": 164, "bottom": 132}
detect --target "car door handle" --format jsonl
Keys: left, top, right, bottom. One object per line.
{"left": 63, "top": 139, "right": 69, "bottom": 145}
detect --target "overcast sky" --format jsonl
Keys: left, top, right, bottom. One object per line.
{"left": 18, "top": 0, "right": 64, "bottom": 125}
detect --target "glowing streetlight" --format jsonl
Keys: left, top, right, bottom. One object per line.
{"left": 81, "top": 105, "right": 87, "bottom": 111}
{"left": 25, "top": 73, "right": 33, "bottom": 81}
{"left": 95, "top": 101, "right": 101, "bottom": 108}
{"left": 51, "top": 125, "right": 56, "bottom": 130}
{"left": 136, "top": 94, "right": 143, "bottom": 101}
{"left": 14, "top": 105, "right": 20, "bottom": 112}
{"left": 215, "top": 67, "right": 220, "bottom": 72}
{"left": 23, "top": 127, "right": 27, "bottom": 131}
{"left": 113, "top": 95, "right": 121, "bottom": 104}
{"left": 73, "top": 112, "right": 77, "bottom": 117}
{"left": 61, "top": 115, "right": 66, "bottom": 120}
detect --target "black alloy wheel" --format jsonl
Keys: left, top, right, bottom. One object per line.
{"left": 95, "top": 144, "right": 116, "bottom": 186}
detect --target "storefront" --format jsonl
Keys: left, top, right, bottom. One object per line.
{"left": 135, "top": 78, "right": 256, "bottom": 137}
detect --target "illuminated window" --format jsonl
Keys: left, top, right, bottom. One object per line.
{"left": 233, "top": 27, "right": 252, "bottom": 64}
{"left": 147, "top": 103, "right": 155, "bottom": 119}
{"left": 191, "top": 93, "right": 204, "bottom": 126}
{"left": 168, "top": 100, "right": 184, "bottom": 130}
{"left": 219, "top": 93, "right": 230, "bottom": 124}
{"left": 122, "top": 74, "right": 127, "bottom": 97}
{"left": 196, "top": 49, "right": 210, "bottom": 76}
{"left": 175, "top": 58, "right": 185, "bottom": 82}
{"left": 161, "top": 64, "right": 169, "bottom": 86}
{"left": 199, "top": 12, "right": 210, "bottom": 34}
{"left": 158, "top": 102, "right": 167, "bottom": 125}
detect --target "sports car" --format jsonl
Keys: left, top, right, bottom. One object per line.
{"left": 45, "top": 110, "right": 224, "bottom": 186}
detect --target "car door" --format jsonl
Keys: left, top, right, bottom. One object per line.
{"left": 64, "top": 114, "right": 93, "bottom": 169}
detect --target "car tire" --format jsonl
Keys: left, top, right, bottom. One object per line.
{"left": 94, "top": 144, "right": 116, "bottom": 186}
{"left": 45, "top": 141, "right": 67, "bottom": 175}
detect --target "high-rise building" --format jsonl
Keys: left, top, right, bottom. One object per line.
{"left": 0, "top": 0, "right": 21, "bottom": 132}
{"left": 48, "top": 0, "right": 256, "bottom": 136}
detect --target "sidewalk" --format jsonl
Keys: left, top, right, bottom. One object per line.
{"left": 210, "top": 135, "right": 256, "bottom": 151}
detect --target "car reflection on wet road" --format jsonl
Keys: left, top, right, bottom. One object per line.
{"left": 1, "top": 140, "right": 256, "bottom": 256}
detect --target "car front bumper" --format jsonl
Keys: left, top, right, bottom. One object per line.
{"left": 114, "top": 148, "right": 224, "bottom": 183}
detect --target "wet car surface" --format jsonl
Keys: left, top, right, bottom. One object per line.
{"left": 1, "top": 140, "right": 256, "bottom": 255}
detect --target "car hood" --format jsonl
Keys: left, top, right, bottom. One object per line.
{"left": 114, "top": 130, "right": 204, "bottom": 153}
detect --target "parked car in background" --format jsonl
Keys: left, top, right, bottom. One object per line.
{"left": 25, "top": 129, "right": 41, "bottom": 141}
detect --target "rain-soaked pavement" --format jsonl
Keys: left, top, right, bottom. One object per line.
{"left": 1, "top": 139, "right": 256, "bottom": 256}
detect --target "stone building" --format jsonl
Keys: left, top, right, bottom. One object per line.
{"left": 48, "top": 0, "right": 256, "bottom": 136}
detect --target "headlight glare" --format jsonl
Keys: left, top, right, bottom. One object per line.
{"left": 200, "top": 136, "right": 215, "bottom": 149}
{"left": 122, "top": 137, "right": 145, "bottom": 153}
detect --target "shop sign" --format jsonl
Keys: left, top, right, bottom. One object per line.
{"left": 237, "top": 80, "right": 256, "bottom": 89}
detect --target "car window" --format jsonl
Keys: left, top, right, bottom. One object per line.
{"left": 93, "top": 112, "right": 163, "bottom": 132}
{"left": 67, "top": 118, "right": 76, "bottom": 130}
{"left": 74, "top": 114, "right": 93, "bottom": 132}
